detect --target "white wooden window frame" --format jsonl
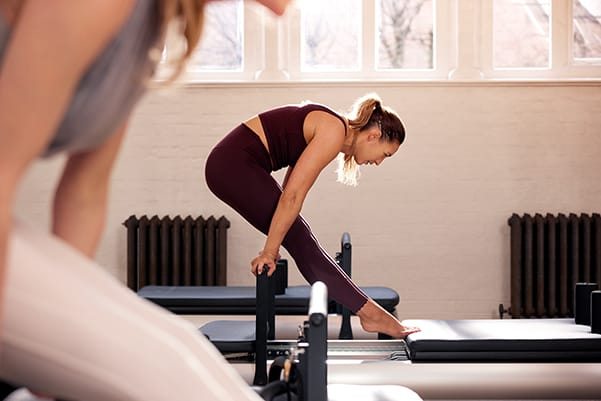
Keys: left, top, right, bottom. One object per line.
{"left": 172, "top": 0, "right": 601, "bottom": 83}
{"left": 479, "top": 0, "right": 601, "bottom": 80}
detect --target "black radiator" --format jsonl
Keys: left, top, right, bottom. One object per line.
{"left": 123, "top": 215, "right": 230, "bottom": 290}
{"left": 502, "top": 213, "right": 601, "bottom": 318}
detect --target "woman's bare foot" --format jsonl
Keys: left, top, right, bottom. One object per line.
{"left": 356, "top": 299, "right": 420, "bottom": 339}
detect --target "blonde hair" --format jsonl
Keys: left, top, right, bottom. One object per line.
{"left": 337, "top": 93, "right": 406, "bottom": 186}
{"left": 158, "top": 0, "right": 207, "bottom": 81}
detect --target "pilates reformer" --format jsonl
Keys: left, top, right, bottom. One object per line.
{"left": 138, "top": 232, "right": 399, "bottom": 339}
{"left": 144, "top": 230, "right": 601, "bottom": 399}
{"left": 222, "top": 274, "right": 601, "bottom": 400}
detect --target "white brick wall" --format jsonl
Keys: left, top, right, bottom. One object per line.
{"left": 14, "top": 82, "right": 601, "bottom": 320}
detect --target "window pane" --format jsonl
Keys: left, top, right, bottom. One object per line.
{"left": 377, "top": 0, "right": 434, "bottom": 70}
{"left": 189, "top": 0, "right": 243, "bottom": 71}
{"left": 300, "top": 0, "right": 361, "bottom": 71}
{"left": 493, "top": 0, "right": 550, "bottom": 69}
{"left": 573, "top": 0, "right": 601, "bottom": 61}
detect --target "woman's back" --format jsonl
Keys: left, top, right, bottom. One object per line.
{"left": 259, "top": 103, "right": 346, "bottom": 170}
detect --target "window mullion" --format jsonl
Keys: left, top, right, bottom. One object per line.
{"left": 363, "top": 0, "right": 376, "bottom": 76}
{"left": 284, "top": 4, "right": 301, "bottom": 79}
{"left": 478, "top": 0, "right": 494, "bottom": 78}
{"left": 244, "top": 2, "right": 264, "bottom": 79}
{"left": 449, "top": 0, "right": 484, "bottom": 79}
{"left": 551, "top": 0, "right": 570, "bottom": 73}
{"left": 254, "top": 8, "right": 289, "bottom": 80}
{"left": 436, "top": 0, "right": 457, "bottom": 78}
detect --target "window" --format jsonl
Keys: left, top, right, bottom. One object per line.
{"left": 295, "top": 0, "right": 436, "bottom": 72}
{"left": 285, "top": 0, "right": 451, "bottom": 80}
{"left": 376, "top": 0, "right": 435, "bottom": 70}
{"left": 300, "top": 0, "right": 361, "bottom": 71}
{"left": 480, "top": 0, "right": 601, "bottom": 79}
{"left": 492, "top": 0, "right": 551, "bottom": 69}
{"left": 173, "top": 0, "right": 261, "bottom": 81}
{"left": 573, "top": 0, "right": 601, "bottom": 63}
{"left": 172, "top": 0, "right": 601, "bottom": 82}
{"left": 189, "top": 0, "right": 244, "bottom": 71}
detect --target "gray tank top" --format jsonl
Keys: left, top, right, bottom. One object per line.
{"left": 0, "top": 0, "right": 161, "bottom": 157}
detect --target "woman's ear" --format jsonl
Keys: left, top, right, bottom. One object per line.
{"left": 368, "top": 127, "right": 382, "bottom": 142}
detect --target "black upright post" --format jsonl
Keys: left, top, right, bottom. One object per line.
{"left": 299, "top": 282, "right": 328, "bottom": 401}
{"left": 253, "top": 267, "right": 272, "bottom": 385}
{"left": 575, "top": 282, "right": 599, "bottom": 325}
{"left": 338, "top": 232, "right": 354, "bottom": 339}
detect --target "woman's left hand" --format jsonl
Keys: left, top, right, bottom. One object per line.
{"left": 251, "top": 250, "right": 279, "bottom": 276}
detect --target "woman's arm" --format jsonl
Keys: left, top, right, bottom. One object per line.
{"left": 52, "top": 121, "right": 129, "bottom": 256}
{"left": 251, "top": 113, "right": 346, "bottom": 275}
{"left": 0, "top": 0, "right": 135, "bottom": 327}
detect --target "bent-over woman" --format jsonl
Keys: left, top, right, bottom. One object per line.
{"left": 205, "top": 94, "right": 420, "bottom": 338}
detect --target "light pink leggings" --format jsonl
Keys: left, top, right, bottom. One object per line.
{"left": 0, "top": 221, "right": 263, "bottom": 401}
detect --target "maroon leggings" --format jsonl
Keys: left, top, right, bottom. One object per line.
{"left": 205, "top": 124, "right": 369, "bottom": 313}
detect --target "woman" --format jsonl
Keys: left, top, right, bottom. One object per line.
{"left": 205, "top": 94, "right": 420, "bottom": 338}
{"left": 0, "top": 1, "right": 290, "bottom": 401}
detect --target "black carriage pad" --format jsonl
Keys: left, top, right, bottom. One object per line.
{"left": 139, "top": 285, "right": 255, "bottom": 312}
{"left": 200, "top": 320, "right": 256, "bottom": 353}
{"left": 139, "top": 285, "right": 309, "bottom": 315}
{"left": 362, "top": 287, "right": 399, "bottom": 314}
{"left": 138, "top": 284, "right": 399, "bottom": 315}
{"left": 402, "top": 318, "right": 601, "bottom": 362}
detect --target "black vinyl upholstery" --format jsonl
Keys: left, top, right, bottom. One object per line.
{"left": 138, "top": 284, "right": 399, "bottom": 315}
{"left": 403, "top": 318, "right": 601, "bottom": 362}
{"left": 199, "top": 320, "right": 257, "bottom": 353}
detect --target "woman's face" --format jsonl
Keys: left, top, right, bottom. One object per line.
{"left": 353, "top": 126, "right": 400, "bottom": 166}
